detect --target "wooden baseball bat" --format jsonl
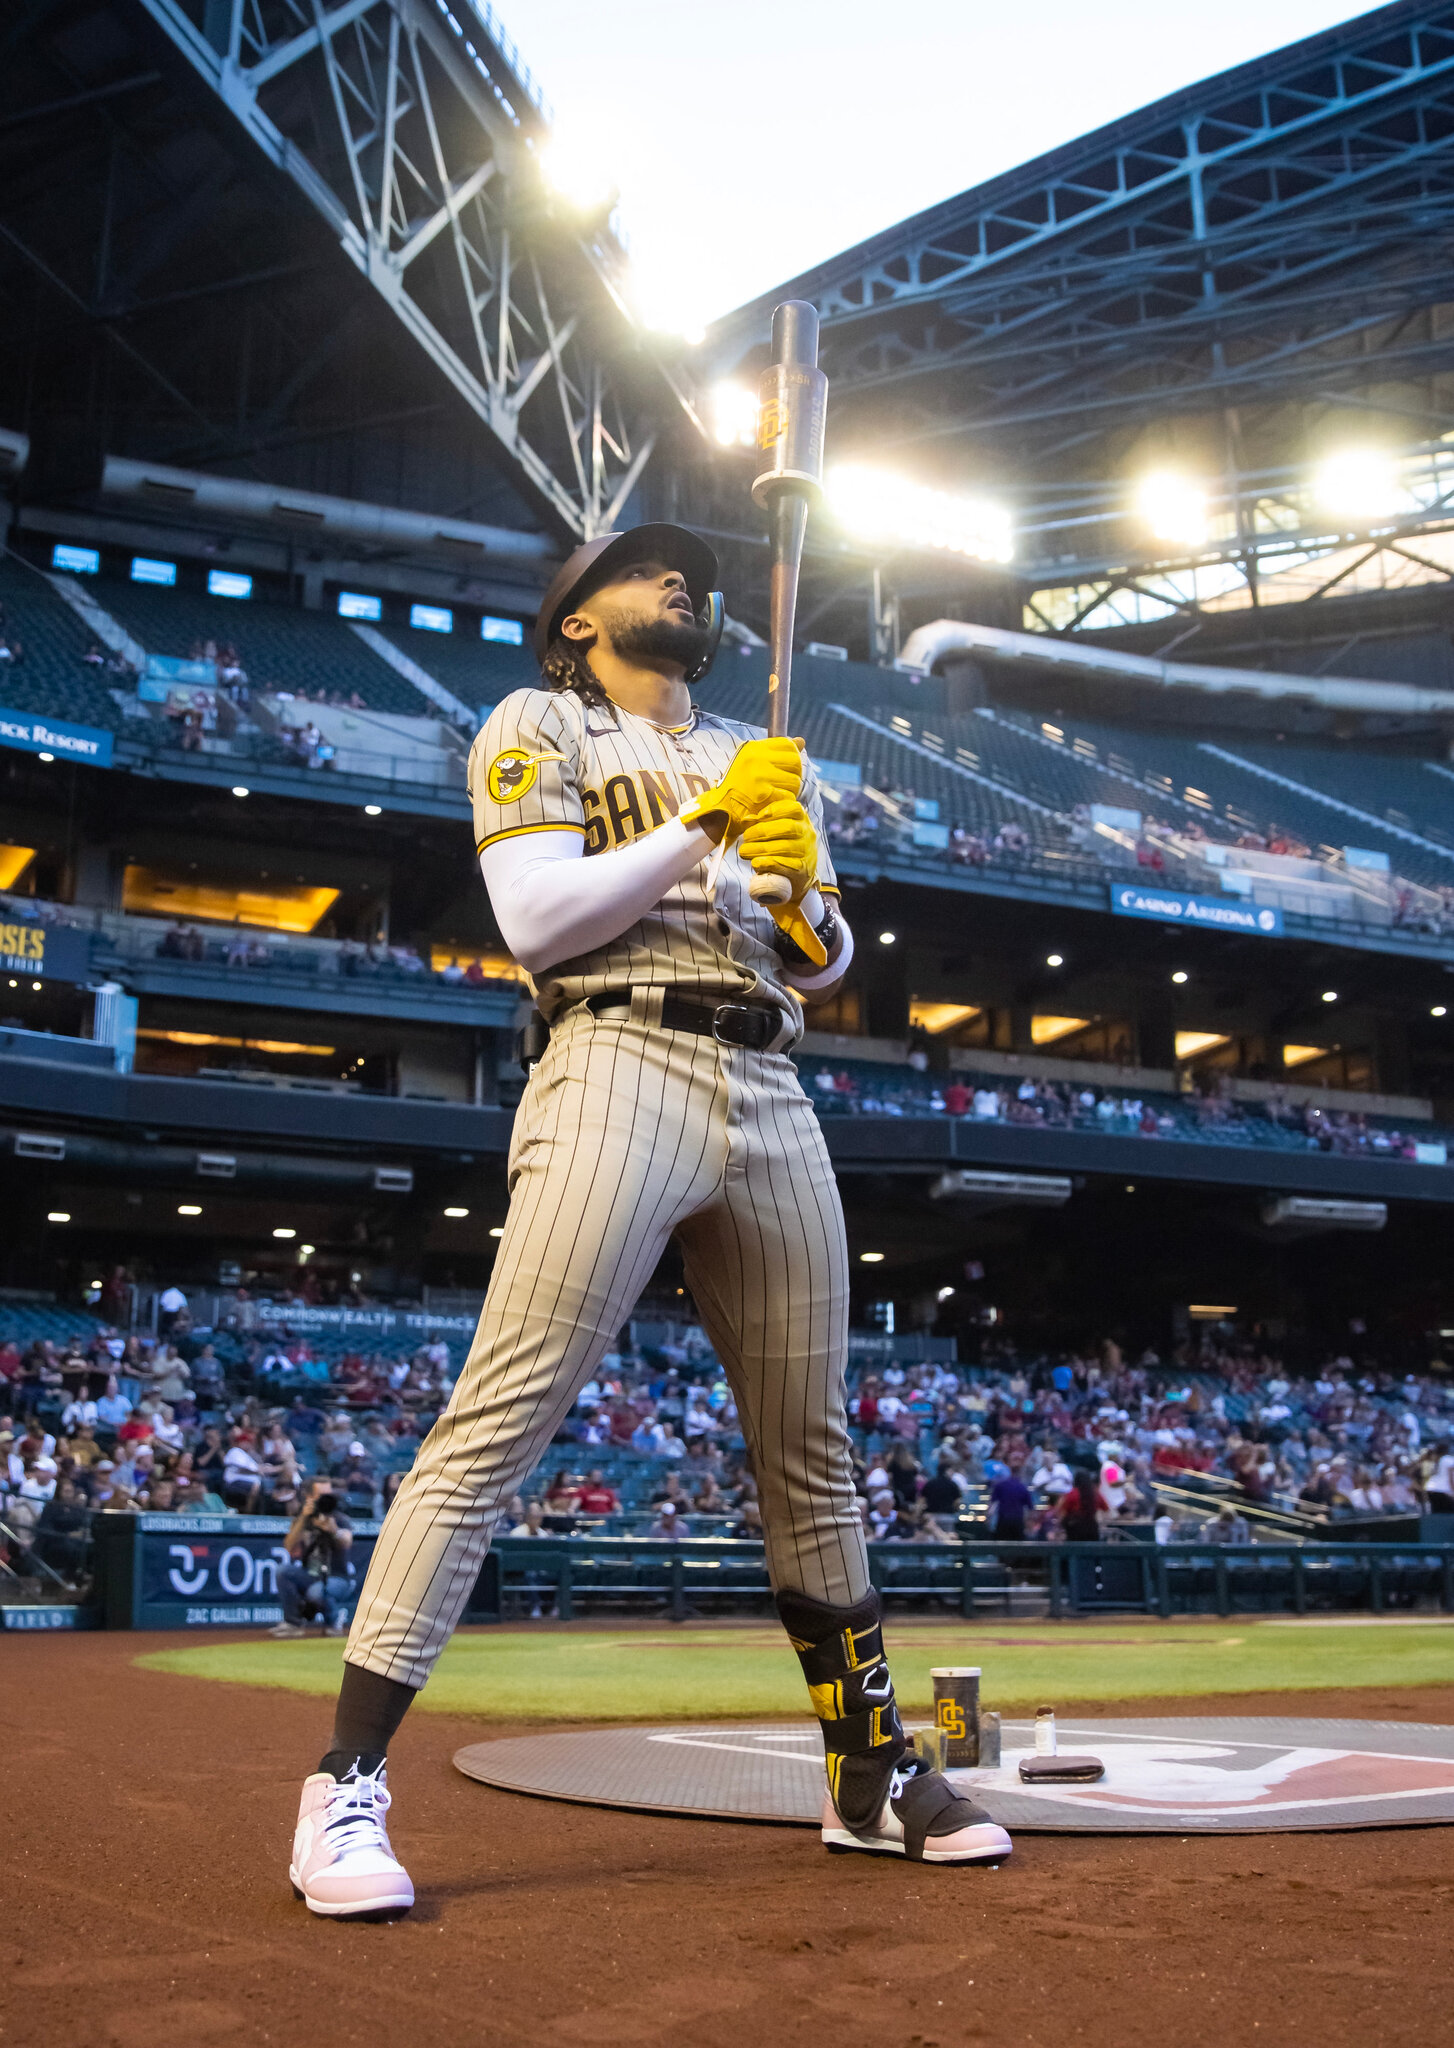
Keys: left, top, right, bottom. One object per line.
{"left": 748, "top": 300, "right": 828, "bottom": 904}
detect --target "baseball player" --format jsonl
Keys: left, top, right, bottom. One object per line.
{"left": 288, "top": 523, "right": 1012, "bottom": 1918}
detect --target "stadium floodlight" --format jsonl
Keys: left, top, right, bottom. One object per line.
{"left": 1171, "top": 970, "right": 1189, "bottom": 984}
{"left": 859, "top": 1251, "right": 885, "bottom": 1264}
{"left": 273, "top": 1226, "right": 297, "bottom": 1240}
{"left": 47, "top": 1211, "right": 71, "bottom": 1223}
{"left": 1322, "top": 989, "right": 1339, "bottom": 1003}
{"left": 1046, "top": 952, "right": 1064, "bottom": 967}
{"left": 364, "top": 804, "right": 382, "bottom": 816}
{"left": 177, "top": 1204, "right": 202, "bottom": 1216}
{"left": 827, "top": 465, "right": 1014, "bottom": 563}
{"left": 1313, "top": 449, "right": 1402, "bottom": 522}
{"left": 1134, "top": 471, "right": 1209, "bottom": 549}
{"left": 1434, "top": 1005, "right": 1448, "bottom": 1018}
{"left": 878, "top": 930, "right": 896, "bottom": 946}
{"left": 711, "top": 382, "right": 759, "bottom": 449}
{"left": 443, "top": 1206, "right": 469, "bottom": 1218}
{"left": 539, "top": 139, "right": 618, "bottom": 219}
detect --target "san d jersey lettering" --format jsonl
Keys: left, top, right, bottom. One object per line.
{"left": 467, "top": 687, "right": 838, "bottom": 1024}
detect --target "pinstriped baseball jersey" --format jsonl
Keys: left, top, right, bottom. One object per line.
{"left": 466, "top": 686, "right": 838, "bottom": 1027}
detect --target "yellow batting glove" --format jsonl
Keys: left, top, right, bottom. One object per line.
{"left": 738, "top": 796, "right": 829, "bottom": 968}
{"left": 679, "top": 737, "right": 803, "bottom": 845}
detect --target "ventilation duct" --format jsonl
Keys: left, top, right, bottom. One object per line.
{"left": 1259, "top": 1196, "right": 1388, "bottom": 1236}
{"left": 99, "top": 456, "right": 558, "bottom": 569}
{"left": 929, "top": 1169, "right": 1072, "bottom": 1211}
{"left": 897, "top": 618, "right": 1454, "bottom": 719}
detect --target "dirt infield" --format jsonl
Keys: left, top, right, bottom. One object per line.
{"left": 5, "top": 1633, "right": 1452, "bottom": 2048}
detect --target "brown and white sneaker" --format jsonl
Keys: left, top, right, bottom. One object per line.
{"left": 289, "top": 1761, "right": 415, "bottom": 1918}
{"left": 821, "top": 1755, "right": 1012, "bottom": 1864}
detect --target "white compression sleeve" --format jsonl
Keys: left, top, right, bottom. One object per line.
{"left": 479, "top": 820, "right": 714, "bottom": 976}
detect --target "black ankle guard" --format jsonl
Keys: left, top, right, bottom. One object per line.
{"left": 777, "top": 1588, "right": 906, "bottom": 1830}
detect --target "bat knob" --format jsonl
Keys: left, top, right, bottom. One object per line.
{"left": 749, "top": 873, "right": 793, "bottom": 907}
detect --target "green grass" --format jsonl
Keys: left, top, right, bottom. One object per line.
{"left": 136, "top": 1618, "right": 1454, "bottom": 1724}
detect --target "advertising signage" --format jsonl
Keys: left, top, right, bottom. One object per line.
{"left": 0, "top": 918, "right": 92, "bottom": 983}
{"left": 1109, "top": 882, "right": 1284, "bottom": 937}
{"left": 95, "top": 1514, "right": 381, "bottom": 1629}
{"left": 0, "top": 706, "right": 114, "bottom": 766}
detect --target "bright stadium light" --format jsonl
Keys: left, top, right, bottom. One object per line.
{"left": 443, "top": 1206, "right": 469, "bottom": 1219}
{"left": 539, "top": 139, "right": 618, "bottom": 218}
{"left": 1171, "top": 970, "right": 1189, "bottom": 984}
{"left": 1434, "top": 1005, "right": 1448, "bottom": 1018}
{"left": 1134, "top": 471, "right": 1209, "bottom": 548}
{"left": 1313, "top": 449, "right": 1402, "bottom": 522}
{"left": 827, "top": 465, "right": 1014, "bottom": 563}
{"left": 177, "top": 1204, "right": 202, "bottom": 1216}
{"left": 711, "top": 382, "right": 759, "bottom": 449}
{"left": 273, "top": 1226, "right": 297, "bottom": 1240}
{"left": 859, "top": 1251, "right": 885, "bottom": 1264}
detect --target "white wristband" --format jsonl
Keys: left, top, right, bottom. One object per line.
{"left": 784, "top": 912, "right": 854, "bottom": 992}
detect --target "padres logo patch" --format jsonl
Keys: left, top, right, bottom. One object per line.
{"left": 487, "top": 748, "right": 552, "bottom": 803}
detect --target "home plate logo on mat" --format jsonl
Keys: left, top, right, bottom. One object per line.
{"left": 454, "top": 1718, "right": 1454, "bottom": 1834}
{"left": 977, "top": 1726, "right": 1454, "bottom": 1825}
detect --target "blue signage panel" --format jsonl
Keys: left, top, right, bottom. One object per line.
{"left": 0, "top": 919, "right": 93, "bottom": 983}
{"left": 0, "top": 706, "right": 113, "bottom": 766}
{"left": 128, "top": 1516, "right": 380, "bottom": 1628}
{"left": 1109, "top": 882, "right": 1283, "bottom": 937}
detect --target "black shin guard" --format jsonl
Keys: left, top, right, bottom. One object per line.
{"left": 776, "top": 1587, "right": 906, "bottom": 1831}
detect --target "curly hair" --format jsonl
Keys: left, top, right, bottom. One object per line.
{"left": 541, "top": 635, "right": 614, "bottom": 713}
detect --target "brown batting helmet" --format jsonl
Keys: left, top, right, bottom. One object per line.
{"left": 531, "top": 522, "right": 720, "bottom": 665}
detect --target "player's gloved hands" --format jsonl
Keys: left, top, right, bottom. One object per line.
{"left": 737, "top": 796, "right": 829, "bottom": 968}
{"left": 679, "top": 737, "right": 803, "bottom": 844}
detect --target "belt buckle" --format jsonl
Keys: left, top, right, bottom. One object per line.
{"left": 712, "top": 1002, "right": 770, "bottom": 1049}
{"left": 712, "top": 1002, "right": 751, "bottom": 1046}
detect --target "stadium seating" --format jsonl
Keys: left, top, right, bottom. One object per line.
{"left": 93, "top": 579, "right": 430, "bottom": 718}
{"left": 795, "top": 1051, "right": 1454, "bottom": 1158}
{"left": 375, "top": 625, "right": 538, "bottom": 718}
{"left": 0, "top": 555, "right": 126, "bottom": 729}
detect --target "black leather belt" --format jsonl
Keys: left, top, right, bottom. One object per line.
{"left": 586, "top": 989, "right": 780, "bottom": 1050}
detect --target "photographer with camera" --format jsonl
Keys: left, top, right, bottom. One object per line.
{"left": 271, "top": 1479, "right": 356, "bottom": 1639}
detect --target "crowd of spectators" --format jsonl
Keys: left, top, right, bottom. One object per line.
{"left": 838, "top": 1336, "right": 1454, "bottom": 1545}
{"left": 803, "top": 1059, "right": 1451, "bottom": 1161}
{"left": 0, "top": 1305, "right": 464, "bottom": 1592}
{"left": 5, "top": 1294, "right": 1453, "bottom": 1602}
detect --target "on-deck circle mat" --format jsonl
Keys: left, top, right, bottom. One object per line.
{"left": 455, "top": 1718, "right": 1454, "bottom": 1832}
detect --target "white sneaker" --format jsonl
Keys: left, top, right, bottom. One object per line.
{"left": 289, "top": 1764, "right": 415, "bottom": 1918}
{"left": 270, "top": 1623, "right": 306, "bottom": 1639}
{"left": 821, "top": 1761, "right": 1012, "bottom": 1864}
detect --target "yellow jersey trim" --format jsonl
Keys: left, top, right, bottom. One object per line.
{"left": 476, "top": 820, "right": 587, "bottom": 854}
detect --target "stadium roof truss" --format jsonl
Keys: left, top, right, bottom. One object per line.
{"left": 131, "top": 0, "right": 695, "bottom": 537}
{"left": 708, "top": 0, "right": 1454, "bottom": 636}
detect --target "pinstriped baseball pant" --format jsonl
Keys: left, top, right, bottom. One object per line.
{"left": 346, "top": 997, "right": 869, "bottom": 1689}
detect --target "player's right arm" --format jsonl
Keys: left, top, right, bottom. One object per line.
{"left": 470, "top": 692, "right": 799, "bottom": 975}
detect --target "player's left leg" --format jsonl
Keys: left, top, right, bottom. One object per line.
{"left": 676, "top": 1046, "right": 1010, "bottom": 1866}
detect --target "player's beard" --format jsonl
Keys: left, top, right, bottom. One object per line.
{"left": 610, "top": 611, "right": 711, "bottom": 672}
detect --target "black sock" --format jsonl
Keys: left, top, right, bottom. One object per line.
{"left": 316, "top": 1662, "right": 418, "bottom": 1777}
{"left": 317, "top": 1747, "right": 388, "bottom": 1782}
